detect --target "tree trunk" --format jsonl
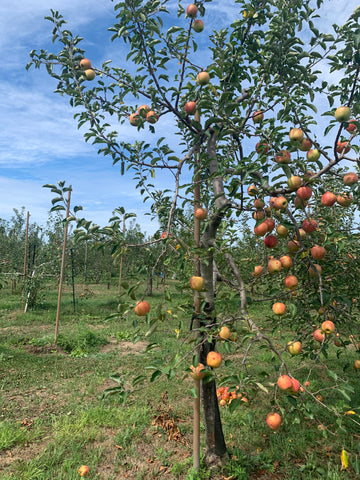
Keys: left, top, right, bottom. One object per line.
{"left": 198, "top": 130, "right": 230, "bottom": 464}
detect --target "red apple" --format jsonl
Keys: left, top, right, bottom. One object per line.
{"left": 194, "top": 207, "right": 207, "bottom": 220}
{"left": 275, "top": 150, "right": 291, "bottom": 164}
{"left": 207, "top": 351, "right": 222, "bottom": 368}
{"left": 186, "top": 3, "right": 198, "bottom": 17}
{"left": 335, "top": 106, "right": 351, "bottom": 122}
{"left": 280, "top": 255, "right": 293, "bottom": 269}
{"left": 273, "top": 196, "right": 288, "bottom": 210}
{"left": 296, "top": 186, "right": 312, "bottom": 200}
{"left": 284, "top": 275, "right": 298, "bottom": 291}
{"left": 254, "top": 222, "right": 268, "bottom": 237}
{"left": 264, "top": 235, "right": 278, "bottom": 249}
{"left": 290, "top": 378, "right": 300, "bottom": 394}
{"left": 189, "top": 276, "right": 205, "bottom": 291}
{"left": 80, "top": 58, "right": 92, "bottom": 70}
{"left": 343, "top": 172, "right": 358, "bottom": 185}
{"left": 321, "top": 320, "right": 335, "bottom": 334}
{"left": 272, "top": 302, "right": 286, "bottom": 315}
{"left": 266, "top": 412, "right": 282, "bottom": 431}
{"left": 268, "top": 258, "right": 282, "bottom": 273}
{"left": 184, "top": 101, "right": 197, "bottom": 115}
{"left": 299, "top": 138, "right": 312, "bottom": 151}
{"left": 254, "top": 198, "right": 265, "bottom": 209}
{"left": 146, "top": 110, "right": 158, "bottom": 124}
{"left": 321, "top": 191, "right": 337, "bottom": 207}
{"left": 197, "top": 71, "right": 210, "bottom": 85}
{"left": 78, "top": 465, "right": 90, "bottom": 477}
{"left": 264, "top": 218, "right": 275, "bottom": 232}
{"left": 134, "top": 300, "right": 151, "bottom": 316}
{"left": 346, "top": 119, "right": 357, "bottom": 133}
{"left": 307, "top": 149, "right": 320, "bottom": 162}
{"left": 253, "top": 110, "right": 264, "bottom": 123}
{"left": 129, "top": 112, "right": 141, "bottom": 126}
{"left": 336, "top": 141, "right": 351, "bottom": 154}
{"left": 311, "top": 245, "right": 326, "bottom": 260}
{"left": 256, "top": 141, "right": 269, "bottom": 154}
{"left": 313, "top": 328, "right": 325, "bottom": 342}
{"left": 253, "top": 265, "right": 263, "bottom": 277}
{"left": 137, "top": 105, "right": 151, "bottom": 117}
{"left": 302, "top": 218, "right": 318, "bottom": 233}
{"left": 277, "top": 374, "right": 292, "bottom": 391}
{"left": 337, "top": 194, "right": 352, "bottom": 207}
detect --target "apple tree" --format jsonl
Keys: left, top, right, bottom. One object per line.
{"left": 28, "top": 0, "right": 360, "bottom": 466}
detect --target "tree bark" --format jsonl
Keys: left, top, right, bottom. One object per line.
{"left": 199, "top": 130, "right": 230, "bottom": 464}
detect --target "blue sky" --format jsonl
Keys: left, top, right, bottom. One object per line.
{"left": 0, "top": 0, "right": 355, "bottom": 236}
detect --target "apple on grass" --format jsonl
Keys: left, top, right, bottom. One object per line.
{"left": 266, "top": 412, "right": 282, "bottom": 431}
{"left": 78, "top": 465, "right": 90, "bottom": 477}
{"left": 206, "top": 351, "right": 222, "bottom": 368}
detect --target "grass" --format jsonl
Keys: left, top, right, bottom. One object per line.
{"left": 0, "top": 276, "right": 360, "bottom": 479}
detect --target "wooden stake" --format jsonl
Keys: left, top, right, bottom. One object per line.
{"left": 54, "top": 189, "right": 71, "bottom": 345}
{"left": 193, "top": 149, "right": 201, "bottom": 472}
{"left": 22, "top": 211, "right": 30, "bottom": 295}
